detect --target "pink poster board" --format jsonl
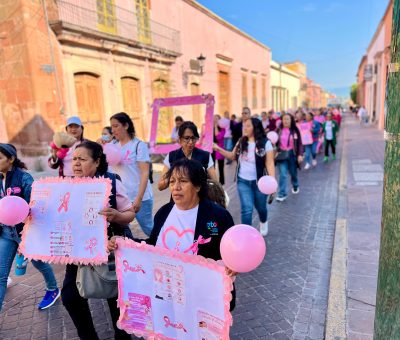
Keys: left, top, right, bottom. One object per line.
{"left": 20, "top": 177, "right": 111, "bottom": 265}
{"left": 115, "top": 238, "right": 233, "bottom": 339}
{"left": 149, "top": 94, "right": 215, "bottom": 154}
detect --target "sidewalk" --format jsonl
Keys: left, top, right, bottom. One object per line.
{"left": 326, "top": 116, "right": 384, "bottom": 339}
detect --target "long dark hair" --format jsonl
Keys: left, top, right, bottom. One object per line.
{"left": 278, "top": 113, "right": 301, "bottom": 147}
{"left": 110, "top": 112, "right": 135, "bottom": 139}
{"left": 75, "top": 141, "right": 108, "bottom": 175}
{"left": 238, "top": 118, "right": 266, "bottom": 155}
{"left": 165, "top": 158, "right": 208, "bottom": 200}
{"left": 0, "top": 144, "right": 27, "bottom": 170}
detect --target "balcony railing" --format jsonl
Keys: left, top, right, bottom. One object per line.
{"left": 52, "top": 0, "right": 181, "bottom": 55}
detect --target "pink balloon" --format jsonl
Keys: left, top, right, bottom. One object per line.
{"left": 257, "top": 175, "right": 278, "bottom": 195}
{"left": 103, "top": 143, "right": 122, "bottom": 166}
{"left": 220, "top": 224, "right": 266, "bottom": 273}
{"left": 0, "top": 196, "right": 30, "bottom": 226}
{"left": 267, "top": 131, "right": 279, "bottom": 144}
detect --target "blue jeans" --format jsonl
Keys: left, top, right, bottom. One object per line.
{"left": 312, "top": 141, "right": 318, "bottom": 158}
{"left": 277, "top": 151, "right": 299, "bottom": 198}
{"left": 0, "top": 226, "right": 58, "bottom": 311}
{"left": 224, "top": 137, "right": 233, "bottom": 151}
{"left": 136, "top": 198, "right": 154, "bottom": 237}
{"left": 237, "top": 177, "right": 267, "bottom": 226}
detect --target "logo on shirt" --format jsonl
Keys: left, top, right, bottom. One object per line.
{"left": 207, "top": 221, "right": 219, "bottom": 235}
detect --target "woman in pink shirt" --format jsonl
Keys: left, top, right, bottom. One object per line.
{"left": 275, "top": 114, "right": 303, "bottom": 202}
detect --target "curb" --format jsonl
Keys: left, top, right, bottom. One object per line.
{"left": 325, "top": 118, "right": 348, "bottom": 339}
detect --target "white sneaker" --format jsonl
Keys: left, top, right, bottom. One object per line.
{"left": 260, "top": 221, "right": 269, "bottom": 236}
{"left": 276, "top": 196, "right": 287, "bottom": 202}
{"left": 7, "top": 277, "right": 12, "bottom": 288}
{"left": 292, "top": 187, "right": 300, "bottom": 194}
{"left": 312, "top": 159, "right": 317, "bottom": 167}
{"left": 304, "top": 163, "right": 311, "bottom": 170}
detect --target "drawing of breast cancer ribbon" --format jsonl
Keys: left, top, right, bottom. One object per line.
{"left": 85, "top": 238, "right": 98, "bottom": 255}
{"left": 58, "top": 192, "right": 71, "bottom": 213}
{"left": 185, "top": 235, "right": 211, "bottom": 255}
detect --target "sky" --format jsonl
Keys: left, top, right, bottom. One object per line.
{"left": 195, "top": 0, "right": 390, "bottom": 98}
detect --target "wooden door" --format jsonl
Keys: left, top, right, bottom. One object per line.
{"left": 121, "top": 77, "right": 144, "bottom": 139}
{"left": 74, "top": 73, "right": 104, "bottom": 141}
{"left": 218, "top": 71, "right": 230, "bottom": 115}
{"left": 152, "top": 79, "right": 172, "bottom": 143}
{"left": 190, "top": 82, "right": 202, "bottom": 127}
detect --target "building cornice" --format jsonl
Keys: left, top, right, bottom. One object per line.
{"left": 367, "top": 0, "right": 393, "bottom": 53}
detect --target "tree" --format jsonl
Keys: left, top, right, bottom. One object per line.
{"left": 350, "top": 83, "right": 358, "bottom": 104}
{"left": 374, "top": 1, "right": 400, "bottom": 338}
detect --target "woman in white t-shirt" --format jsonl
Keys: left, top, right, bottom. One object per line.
{"left": 109, "top": 112, "right": 154, "bottom": 236}
{"left": 214, "top": 118, "right": 275, "bottom": 236}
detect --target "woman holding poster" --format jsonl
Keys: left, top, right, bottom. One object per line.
{"left": 109, "top": 112, "right": 154, "bottom": 237}
{"left": 157, "top": 121, "right": 218, "bottom": 191}
{"left": 61, "top": 141, "right": 135, "bottom": 340}
{"left": 0, "top": 143, "right": 60, "bottom": 311}
{"left": 109, "top": 158, "right": 236, "bottom": 310}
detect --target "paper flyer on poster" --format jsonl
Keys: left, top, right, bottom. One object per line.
{"left": 115, "top": 238, "right": 233, "bottom": 339}
{"left": 20, "top": 177, "right": 111, "bottom": 265}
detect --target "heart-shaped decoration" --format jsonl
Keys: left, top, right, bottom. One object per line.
{"left": 161, "top": 226, "right": 195, "bottom": 253}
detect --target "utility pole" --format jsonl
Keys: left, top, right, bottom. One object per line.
{"left": 374, "top": 1, "right": 400, "bottom": 339}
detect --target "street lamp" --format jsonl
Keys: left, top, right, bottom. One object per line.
{"left": 197, "top": 54, "right": 206, "bottom": 75}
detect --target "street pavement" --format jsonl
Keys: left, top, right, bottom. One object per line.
{"left": 0, "top": 117, "right": 354, "bottom": 339}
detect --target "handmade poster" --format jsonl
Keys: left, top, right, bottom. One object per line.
{"left": 149, "top": 94, "right": 214, "bottom": 154}
{"left": 115, "top": 238, "right": 233, "bottom": 339}
{"left": 298, "top": 122, "right": 313, "bottom": 145}
{"left": 20, "top": 177, "right": 111, "bottom": 265}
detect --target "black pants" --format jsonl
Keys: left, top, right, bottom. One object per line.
{"left": 61, "top": 264, "right": 130, "bottom": 340}
{"left": 325, "top": 140, "right": 336, "bottom": 157}
{"left": 217, "top": 159, "right": 225, "bottom": 185}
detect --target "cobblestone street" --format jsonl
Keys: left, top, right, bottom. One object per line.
{"left": 1, "top": 118, "right": 344, "bottom": 339}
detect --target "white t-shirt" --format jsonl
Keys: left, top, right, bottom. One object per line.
{"left": 156, "top": 205, "right": 199, "bottom": 254}
{"left": 112, "top": 138, "right": 153, "bottom": 202}
{"left": 171, "top": 127, "right": 179, "bottom": 141}
{"left": 325, "top": 121, "right": 333, "bottom": 140}
{"left": 238, "top": 141, "right": 273, "bottom": 181}
{"left": 261, "top": 119, "right": 269, "bottom": 130}
{"left": 163, "top": 152, "right": 214, "bottom": 169}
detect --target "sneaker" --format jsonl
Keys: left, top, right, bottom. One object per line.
{"left": 260, "top": 221, "right": 269, "bottom": 236}
{"left": 304, "top": 163, "right": 311, "bottom": 170}
{"left": 312, "top": 159, "right": 317, "bottom": 167}
{"left": 38, "top": 288, "right": 61, "bottom": 310}
{"left": 292, "top": 187, "right": 300, "bottom": 194}
{"left": 332, "top": 154, "right": 336, "bottom": 160}
{"left": 323, "top": 156, "right": 328, "bottom": 162}
{"left": 6, "top": 277, "right": 12, "bottom": 288}
{"left": 276, "top": 196, "right": 287, "bottom": 202}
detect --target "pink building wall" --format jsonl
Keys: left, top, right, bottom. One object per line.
{"left": 151, "top": 0, "right": 271, "bottom": 115}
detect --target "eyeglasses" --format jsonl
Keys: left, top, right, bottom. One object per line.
{"left": 242, "top": 112, "right": 250, "bottom": 115}
{"left": 181, "top": 136, "right": 198, "bottom": 143}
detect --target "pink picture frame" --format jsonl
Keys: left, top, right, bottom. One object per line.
{"left": 149, "top": 94, "right": 215, "bottom": 154}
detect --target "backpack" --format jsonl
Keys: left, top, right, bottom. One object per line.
{"left": 135, "top": 141, "right": 154, "bottom": 184}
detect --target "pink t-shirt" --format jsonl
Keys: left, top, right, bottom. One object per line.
{"left": 279, "top": 128, "right": 294, "bottom": 150}
{"left": 314, "top": 115, "right": 325, "bottom": 124}
{"left": 298, "top": 121, "right": 313, "bottom": 145}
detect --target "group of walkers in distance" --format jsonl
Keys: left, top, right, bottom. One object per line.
{"left": 0, "top": 104, "right": 343, "bottom": 339}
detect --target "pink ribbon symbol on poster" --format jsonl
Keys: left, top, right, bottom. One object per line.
{"left": 115, "top": 239, "right": 233, "bottom": 339}
{"left": 20, "top": 177, "right": 111, "bottom": 265}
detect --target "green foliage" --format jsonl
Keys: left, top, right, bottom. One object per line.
{"left": 350, "top": 83, "right": 358, "bottom": 104}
